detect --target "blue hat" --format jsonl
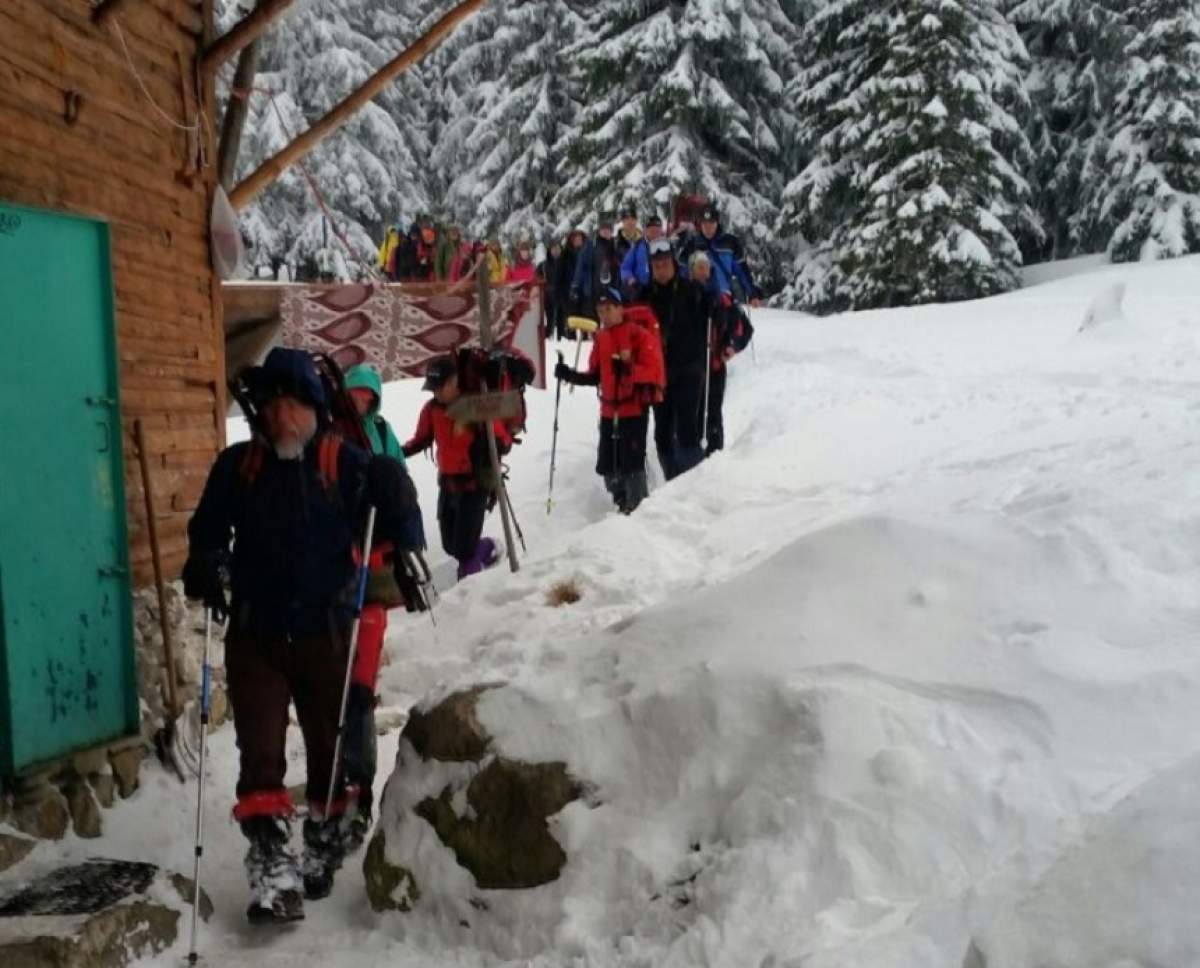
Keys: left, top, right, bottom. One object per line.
{"left": 250, "top": 348, "right": 326, "bottom": 410}
{"left": 596, "top": 285, "right": 624, "bottom": 306}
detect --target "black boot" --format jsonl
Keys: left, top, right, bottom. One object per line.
{"left": 302, "top": 816, "right": 349, "bottom": 900}
{"left": 242, "top": 816, "right": 304, "bottom": 924}
{"left": 620, "top": 471, "right": 649, "bottom": 514}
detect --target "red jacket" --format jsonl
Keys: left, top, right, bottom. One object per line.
{"left": 508, "top": 261, "right": 537, "bottom": 284}
{"left": 403, "top": 400, "right": 513, "bottom": 483}
{"left": 587, "top": 316, "right": 666, "bottom": 418}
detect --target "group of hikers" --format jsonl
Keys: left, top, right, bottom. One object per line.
{"left": 183, "top": 197, "right": 758, "bottom": 923}
{"left": 552, "top": 202, "right": 759, "bottom": 512}
{"left": 376, "top": 217, "right": 540, "bottom": 286}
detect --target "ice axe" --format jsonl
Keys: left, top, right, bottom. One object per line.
{"left": 566, "top": 315, "right": 598, "bottom": 394}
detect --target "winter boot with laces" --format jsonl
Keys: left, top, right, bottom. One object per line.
{"left": 242, "top": 815, "right": 304, "bottom": 924}
{"left": 301, "top": 815, "right": 349, "bottom": 900}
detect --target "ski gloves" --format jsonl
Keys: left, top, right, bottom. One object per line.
{"left": 182, "top": 549, "right": 230, "bottom": 623}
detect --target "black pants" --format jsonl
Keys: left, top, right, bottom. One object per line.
{"left": 343, "top": 683, "right": 377, "bottom": 816}
{"left": 596, "top": 412, "right": 648, "bottom": 476}
{"left": 226, "top": 618, "right": 349, "bottom": 808}
{"left": 438, "top": 485, "right": 489, "bottom": 562}
{"left": 706, "top": 366, "right": 726, "bottom": 454}
{"left": 549, "top": 300, "right": 568, "bottom": 340}
{"left": 595, "top": 412, "right": 650, "bottom": 513}
{"left": 654, "top": 365, "right": 705, "bottom": 480}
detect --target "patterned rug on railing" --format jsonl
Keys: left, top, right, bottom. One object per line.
{"left": 278, "top": 281, "right": 546, "bottom": 388}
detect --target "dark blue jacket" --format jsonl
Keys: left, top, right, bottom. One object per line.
{"left": 678, "top": 229, "right": 762, "bottom": 301}
{"left": 187, "top": 433, "right": 422, "bottom": 636}
{"left": 571, "top": 236, "right": 620, "bottom": 305}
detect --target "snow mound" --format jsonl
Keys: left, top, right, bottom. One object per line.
{"left": 975, "top": 753, "right": 1200, "bottom": 968}
{"left": 375, "top": 509, "right": 1200, "bottom": 965}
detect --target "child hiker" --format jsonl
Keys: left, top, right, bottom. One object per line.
{"left": 403, "top": 355, "right": 511, "bottom": 580}
{"left": 554, "top": 286, "right": 665, "bottom": 514}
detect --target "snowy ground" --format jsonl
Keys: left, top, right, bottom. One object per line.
{"left": 7, "top": 254, "right": 1200, "bottom": 967}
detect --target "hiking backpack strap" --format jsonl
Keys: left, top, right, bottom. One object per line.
{"left": 238, "top": 440, "right": 267, "bottom": 485}
{"left": 373, "top": 416, "right": 390, "bottom": 454}
{"left": 317, "top": 433, "right": 342, "bottom": 492}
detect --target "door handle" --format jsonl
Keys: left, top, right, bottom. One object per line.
{"left": 95, "top": 419, "right": 110, "bottom": 453}
{"left": 86, "top": 396, "right": 117, "bottom": 408}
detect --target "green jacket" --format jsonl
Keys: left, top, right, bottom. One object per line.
{"left": 344, "top": 364, "right": 405, "bottom": 462}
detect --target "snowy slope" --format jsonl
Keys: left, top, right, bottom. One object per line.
{"left": 7, "top": 255, "right": 1200, "bottom": 967}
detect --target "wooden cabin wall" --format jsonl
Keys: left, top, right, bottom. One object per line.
{"left": 0, "top": 0, "right": 223, "bottom": 584}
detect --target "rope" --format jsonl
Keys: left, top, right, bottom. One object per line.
{"left": 107, "top": 15, "right": 208, "bottom": 149}
{"left": 233, "top": 84, "right": 382, "bottom": 282}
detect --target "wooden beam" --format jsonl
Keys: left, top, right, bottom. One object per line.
{"left": 217, "top": 40, "right": 261, "bottom": 190}
{"left": 200, "top": 0, "right": 297, "bottom": 76}
{"left": 228, "top": 0, "right": 487, "bottom": 210}
{"left": 92, "top": 0, "right": 139, "bottom": 24}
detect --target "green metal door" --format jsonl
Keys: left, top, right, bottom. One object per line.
{"left": 0, "top": 201, "right": 138, "bottom": 778}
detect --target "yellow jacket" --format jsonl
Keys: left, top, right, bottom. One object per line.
{"left": 486, "top": 249, "right": 509, "bottom": 284}
{"left": 378, "top": 227, "right": 401, "bottom": 272}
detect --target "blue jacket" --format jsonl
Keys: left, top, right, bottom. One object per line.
{"left": 678, "top": 229, "right": 762, "bottom": 301}
{"left": 620, "top": 238, "right": 652, "bottom": 292}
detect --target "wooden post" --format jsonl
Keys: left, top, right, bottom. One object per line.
{"left": 476, "top": 265, "right": 521, "bottom": 574}
{"left": 200, "top": 0, "right": 298, "bottom": 76}
{"left": 217, "top": 41, "right": 261, "bottom": 190}
{"left": 228, "top": 0, "right": 487, "bottom": 211}
{"left": 134, "top": 420, "right": 181, "bottom": 719}
{"left": 92, "top": 0, "right": 138, "bottom": 25}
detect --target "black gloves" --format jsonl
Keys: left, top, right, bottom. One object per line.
{"left": 182, "top": 550, "right": 229, "bottom": 622}
{"left": 554, "top": 361, "right": 574, "bottom": 383}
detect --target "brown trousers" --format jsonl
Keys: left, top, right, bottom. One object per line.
{"left": 225, "top": 616, "right": 349, "bottom": 808}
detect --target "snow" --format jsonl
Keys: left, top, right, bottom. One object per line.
{"left": 7, "top": 256, "right": 1200, "bottom": 966}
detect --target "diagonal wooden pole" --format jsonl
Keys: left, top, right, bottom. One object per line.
{"left": 228, "top": 0, "right": 487, "bottom": 210}
{"left": 476, "top": 265, "right": 521, "bottom": 574}
{"left": 200, "top": 0, "right": 298, "bottom": 75}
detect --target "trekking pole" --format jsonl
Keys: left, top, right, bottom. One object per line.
{"left": 186, "top": 609, "right": 215, "bottom": 966}
{"left": 701, "top": 319, "right": 714, "bottom": 453}
{"left": 325, "top": 506, "right": 377, "bottom": 819}
{"left": 547, "top": 351, "right": 564, "bottom": 514}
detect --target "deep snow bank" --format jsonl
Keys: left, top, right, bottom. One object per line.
{"left": 373, "top": 507, "right": 1200, "bottom": 965}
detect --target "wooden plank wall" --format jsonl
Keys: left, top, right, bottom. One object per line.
{"left": 0, "top": 0, "right": 223, "bottom": 584}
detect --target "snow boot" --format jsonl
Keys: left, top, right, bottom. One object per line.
{"left": 242, "top": 816, "right": 304, "bottom": 924}
{"left": 301, "top": 815, "right": 348, "bottom": 900}
{"left": 456, "top": 537, "right": 500, "bottom": 581}
{"left": 619, "top": 471, "right": 649, "bottom": 514}
{"left": 478, "top": 537, "right": 500, "bottom": 569}
{"left": 345, "top": 804, "right": 372, "bottom": 854}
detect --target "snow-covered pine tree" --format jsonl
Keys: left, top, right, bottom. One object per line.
{"left": 217, "top": 0, "right": 431, "bottom": 279}
{"left": 780, "top": 0, "right": 1040, "bottom": 312}
{"left": 1086, "top": 0, "right": 1200, "bottom": 262}
{"left": 1008, "top": 0, "right": 1127, "bottom": 259}
{"left": 554, "top": 0, "right": 799, "bottom": 286}
{"left": 434, "top": 1, "right": 584, "bottom": 242}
